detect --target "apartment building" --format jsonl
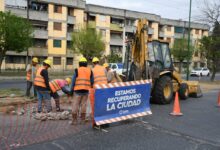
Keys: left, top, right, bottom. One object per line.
{"left": 0, "top": 0, "right": 209, "bottom": 70}
{"left": 0, "top": 0, "right": 85, "bottom": 71}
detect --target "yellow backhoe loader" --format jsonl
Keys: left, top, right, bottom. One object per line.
{"left": 124, "top": 19, "right": 202, "bottom": 104}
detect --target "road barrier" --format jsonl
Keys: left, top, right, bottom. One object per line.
{"left": 94, "top": 80, "right": 152, "bottom": 125}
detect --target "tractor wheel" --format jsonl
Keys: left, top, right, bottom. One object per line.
{"left": 152, "top": 76, "right": 173, "bottom": 104}
{"left": 179, "top": 83, "right": 189, "bottom": 100}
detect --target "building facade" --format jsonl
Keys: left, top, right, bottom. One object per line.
{"left": 0, "top": 0, "right": 209, "bottom": 71}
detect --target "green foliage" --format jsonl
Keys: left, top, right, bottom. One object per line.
{"left": 200, "top": 22, "right": 220, "bottom": 81}
{"left": 171, "top": 38, "right": 194, "bottom": 63}
{"left": 0, "top": 12, "right": 33, "bottom": 53}
{"left": 71, "top": 27, "right": 105, "bottom": 60}
{"left": 0, "top": 12, "right": 33, "bottom": 71}
{"left": 106, "top": 53, "right": 122, "bottom": 63}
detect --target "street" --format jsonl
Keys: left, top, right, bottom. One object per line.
{"left": 14, "top": 90, "right": 220, "bottom": 150}
{"left": 0, "top": 74, "right": 220, "bottom": 91}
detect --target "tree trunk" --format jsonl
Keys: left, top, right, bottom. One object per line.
{"left": 210, "top": 64, "right": 216, "bottom": 82}
{"left": 0, "top": 55, "right": 4, "bottom": 73}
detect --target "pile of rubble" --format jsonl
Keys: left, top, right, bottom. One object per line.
{"left": 33, "top": 111, "right": 71, "bottom": 121}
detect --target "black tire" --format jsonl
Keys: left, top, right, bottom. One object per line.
{"left": 207, "top": 73, "right": 210, "bottom": 77}
{"left": 152, "top": 76, "right": 173, "bottom": 104}
{"left": 200, "top": 73, "right": 202, "bottom": 77}
{"left": 179, "top": 83, "right": 189, "bottom": 100}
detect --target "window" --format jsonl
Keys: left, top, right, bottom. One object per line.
{"left": 6, "top": 56, "right": 26, "bottom": 64}
{"left": 175, "top": 27, "right": 184, "bottom": 33}
{"left": 148, "top": 21, "right": 153, "bottom": 28}
{"left": 68, "top": 7, "right": 74, "bottom": 16}
{"left": 30, "top": 2, "right": 48, "bottom": 11}
{"left": 167, "top": 25, "right": 172, "bottom": 32}
{"left": 66, "top": 58, "right": 73, "bottom": 65}
{"left": 53, "top": 57, "right": 61, "bottom": 65}
{"left": 54, "top": 22, "right": 62, "bottom": 31}
{"left": 54, "top": 5, "right": 62, "bottom": 13}
{"left": 53, "top": 40, "right": 62, "bottom": 48}
{"left": 88, "top": 15, "right": 96, "bottom": 21}
{"left": 67, "top": 24, "right": 74, "bottom": 32}
{"left": 195, "top": 29, "right": 200, "bottom": 34}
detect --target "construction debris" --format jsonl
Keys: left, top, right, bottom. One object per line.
{"left": 33, "top": 111, "right": 71, "bottom": 121}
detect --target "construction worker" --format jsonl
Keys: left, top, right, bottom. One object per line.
{"left": 103, "top": 63, "right": 122, "bottom": 83}
{"left": 92, "top": 57, "right": 108, "bottom": 85}
{"left": 90, "top": 57, "right": 108, "bottom": 128}
{"left": 26, "top": 57, "right": 39, "bottom": 98}
{"left": 34, "top": 59, "right": 52, "bottom": 113}
{"left": 70, "top": 57, "right": 94, "bottom": 125}
{"left": 49, "top": 78, "right": 72, "bottom": 112}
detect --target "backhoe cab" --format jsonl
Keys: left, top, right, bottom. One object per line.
{"left": 124, "top": 19, "right": 202, "bottom": 104}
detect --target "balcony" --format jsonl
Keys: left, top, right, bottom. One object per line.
{"left": 67, "top": 16, "right": 76, "bottom": 24}
{"left": 29, "top": 47, "right": 48, "bottom": 57}
{"left": 88, "top": 21, "right": 96, "bottom": 28}
{"left": 67, "top": 32, "right": 72, "bottom": 41}
{"left": 110, "top": 38, "right": 123, "bottom": 46}
{"left": 159, "top": 31, "right": 165, "bottom": 37}
{"left": 148, "top": 27, "right": 154, "bottom": 35}
{"left": 33, "top": 29, "right": 48, "bottom": 39}
{"left": 125, "top": 26, "right": 136, "bottom": 33}
{"left": 6, "top": 7, "right": 48, "bottom": 21}
{"left": 110, "top": 24, "right": 123, "bottom": 32}
{"left": 174, "top": 33, "right": 193, "bottom": 39}
{"left": 5, "top": 47, "right": 48, "bottom": 57}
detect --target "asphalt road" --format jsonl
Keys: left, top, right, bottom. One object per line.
{"left": 16, "top": 90, "right": 220, "bottom": 150}
{"left": 0, "top": 74, "right": 220, "bottom": 91}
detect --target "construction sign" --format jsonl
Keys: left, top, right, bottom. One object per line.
{"left": 94, "top": 80, "right": 152, "bottom": 125}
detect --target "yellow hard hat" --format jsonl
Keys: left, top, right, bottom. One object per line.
{"left": 79, "top": 57, "right": 87, "bottom": 63}
{"left": 43, "top": 59, "right": 52, "bottom": 67}
{"left": 92, "top": 57, "right": 99, "bottom": 63}
{"left": 65, "top": 77, "right": 72, "bottom": 85}
{"left": 103, "top": 63, "right": 109, "bottom": 68}
{"left": 32, "top": 57, "right": 38, "bottom": 63}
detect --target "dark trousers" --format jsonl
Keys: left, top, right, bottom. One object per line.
{"left": 26, "top": 81, "right": 37, "bottom": 97}
{"left": 51, "top": 92, "right": 60, "bottom": 109}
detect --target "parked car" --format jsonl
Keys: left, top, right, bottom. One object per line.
{"left": 109, "top": 63, "right": 124, "bottom": 74}
{"left": 190, "top": 68, "right": 210, "bottom": 76}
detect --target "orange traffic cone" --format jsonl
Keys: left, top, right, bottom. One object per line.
{"left": 217, "top": 92, "right": 220, "bottom": 107}
{"left": 170, "top": 92, "right": 183, "bottom": 116}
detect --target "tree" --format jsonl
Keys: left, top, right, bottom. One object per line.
{"left": 0, "top": 12, "right": 33, "bottom": 72}
{"left": 71, "top": 27, "right": 105, "bottom": 61}
{"left": 198, "top": 0, "right": 220, "bottom": 81}
{"left": 200, "top": 0, "right": 219, "bottom": 27}
{"left": 106, "top": 53, "right": 122, "bottom": 63}
{"left": 171, "top": 38, "right": 194, "bottom": 73}
{"left": 200, "top": 22, "right": 220, "bottom": 81}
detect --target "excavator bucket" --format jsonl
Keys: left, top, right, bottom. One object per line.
{"left": 184, "top": 81, "right": 203, "bottom": 98}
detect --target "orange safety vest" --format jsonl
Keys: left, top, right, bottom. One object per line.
{"left": 49, "top": 79, "right": 61, "bottom": 93}
{"left": 74, "top": 67, "right": 91, "bottom": 91}
{"left": 26, "top": 71, "right": 31, "bottom": 81}
{"left": 93, "top": 65, "right": 107, "bottom": 85}
{"left": 34, "top": 67, "right": 46, "bottom": 88}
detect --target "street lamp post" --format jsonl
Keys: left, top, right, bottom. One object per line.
{"left": 25, "top": 0, "right": 30, "bottom": 69}
{"left": 186, "top": 0, "right": 192, "bottom": 80}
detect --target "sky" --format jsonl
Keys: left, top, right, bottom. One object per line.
{"left": 86, "top": 0, "right": 210, "bottom": 22}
